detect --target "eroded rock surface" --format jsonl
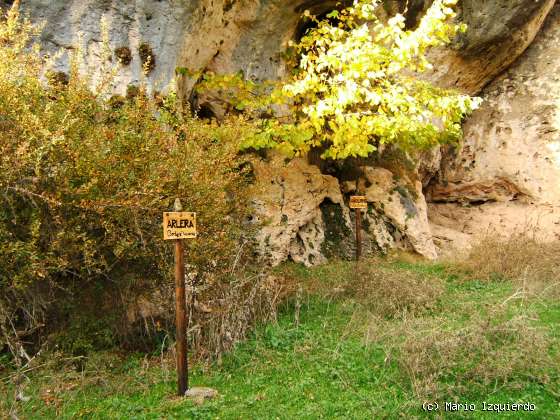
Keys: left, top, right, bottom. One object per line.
{"left": 424, "top": 0, "right": 556, "bottom": 94}
{"left": 251, "top": 155, "right": 352, "bottom": 266}
{"left": 251, "top": 156, "right": 439, "bottom": 264}
{"left": 359, "top": 167, "right": 437, "bottom": 259}
{"left": 17, "top": 0, "right": 199, "bottom": 95}
{"left": 428, "top": 3, "right": 560, "bottom": 254}
{"left": 18, "top": 0, "right": 555, "bottom": 98}
{"left": 9, "top": 0, "right": 560, "bottom": 263}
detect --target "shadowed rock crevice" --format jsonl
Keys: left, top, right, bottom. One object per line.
{"left": 320, "top": 198, "right": 353, "bottom": 260}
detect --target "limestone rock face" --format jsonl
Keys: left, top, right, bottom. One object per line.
{"left": 251, "top": 156, "right": 439, "bottom": 264}
{"left": 17, "top": 0, "right": 200, "bottom": 96}
{"left": 382, "top": 0, "right": 556, "bottom": 94}
{"left": 359, "top": 167, "right": 437, "bottom": 259}
{"left": 428, "top": 3, "right": 560, "bottom": 254}
{"left": 11, "top": 0, "right": 560, "bottom": 263}
{"left": 250, "top": 155, "right": 352, "bottom": 266}
{"left": 16, "top": 0, "right": 334, "bottom": 99}
{"left": 18, "top": 0, "right": 555, "bottom": 99}
{"left": 423, "top": 0, "right": 556, "bottom": 94}
{"left": 429, "top": 202, "right": 560, "bottom": 257}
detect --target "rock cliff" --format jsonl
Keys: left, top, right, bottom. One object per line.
{"left": 10, "top": 0, "right": 560, "bottom": 263}
{"left": 428, "top": 3, "right": 560, "bottom": 255}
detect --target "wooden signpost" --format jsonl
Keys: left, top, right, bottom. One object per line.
{"left": 350, "top": 196, "right": 367, "bottom": 261}
{"left": 163, "top": 211, "right": 196, "bottom": 240}
{"left": 163, "top": 199, "right": 196, "bottom": 396}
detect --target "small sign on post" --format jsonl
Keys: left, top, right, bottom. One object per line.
{"left": 349, "top": 196, "right": 367, "bottom": 210}
{"left": 163, "top": 200, "right": 196, "bottom": 396}
{"left": 163, "top": 212, "right": 196, "bottom": 240}
{"left": 350, "top": 196, "right": 367, "bottom": 261}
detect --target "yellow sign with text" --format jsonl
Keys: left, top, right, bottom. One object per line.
{"left": 349, "top": 196, "right": 367, "bottom": 209}
{"left": 163, "top": 212, "right": 197, "bottom": 240}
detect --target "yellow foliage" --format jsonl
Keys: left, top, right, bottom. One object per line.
{"left": 197, "top": 0, "right": 481, "bottom": 160}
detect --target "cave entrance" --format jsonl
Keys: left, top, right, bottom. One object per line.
{"left": 294, "top": 1, "right": 432, "bottom": 41}
{"left": 293, "top": 1, "right": 351, "bottom": 42}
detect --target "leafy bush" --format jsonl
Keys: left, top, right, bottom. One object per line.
{"left": 0, "top": 5, "right": 258, "bottom": 361}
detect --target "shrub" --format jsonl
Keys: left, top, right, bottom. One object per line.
{"left": 285, "top": 260, "right": 444, "bottom": 319}
{"left": 452, "top": 234, "right": 560, "bottom": 298}
{"left": 0, "top": 5, "right": 261, "bottom": 361}
{"left": 114, "top": 46, "right": 132, "bottom": 65}
{"left": 349, "top": 263, "right": 444, "bottom": 318}
{"left": 138, "top": 42, "right": 156, "bottom": 73}
{"left": 189, "top": 273, "right": 293, "bottom": 359}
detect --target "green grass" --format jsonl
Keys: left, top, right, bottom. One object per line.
{"left": 2, "top": 259, "right": 560, "bottom": 419}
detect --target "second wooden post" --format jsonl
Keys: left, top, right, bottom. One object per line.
{"left": 350, "top": 195, "right": 367, "bottom": 262}
{"left": 355, "top": 207, "right": 362, "bottom": 261}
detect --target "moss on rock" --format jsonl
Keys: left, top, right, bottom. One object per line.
{"left": 320, "top": 200, "right": 352, "bottom": 259}
{"left": 46, "top": 70, "right": 69, "bottom": 87}
{"left": 115, "top": 46, "right": 132, "bottom": 65}
{"left": 138, "top": 42, "right": 156, "bottom": 73}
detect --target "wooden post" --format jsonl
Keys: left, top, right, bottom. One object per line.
{"left": 355, "top": 207, "right": 362, "bottom": 261}
{"left": 173, "top": 198, "right": 188, "bottom": 396}
{"left": 350, "top": 195, "right": 366, "bottom": 261}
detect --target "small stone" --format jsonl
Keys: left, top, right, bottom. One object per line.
{"left": 185, "top": 387, "right": 218, "bottom": 402}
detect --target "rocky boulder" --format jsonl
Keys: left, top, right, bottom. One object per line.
{"left": 359, "top": 167, "right": 438, "bottom": 259}
{"left": 250, "top": 155, "right": 352, "bottom": 266}
{"left": 251, "top": 154, "right": 439, "bottom": 264}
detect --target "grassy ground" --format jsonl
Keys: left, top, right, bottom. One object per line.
{"left": 2, "top": 257, "right": 560, "bottom": 419}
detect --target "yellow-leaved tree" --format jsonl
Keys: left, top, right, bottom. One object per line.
{"left": 236, "top": 0, "right": 481, "bottom": 159}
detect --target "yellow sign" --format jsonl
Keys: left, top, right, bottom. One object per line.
{"left": 349, "top": 196, "right": 367, "bottom": 209}
{"left": 163, "top": 212, "right": 196, "bottom": 240}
